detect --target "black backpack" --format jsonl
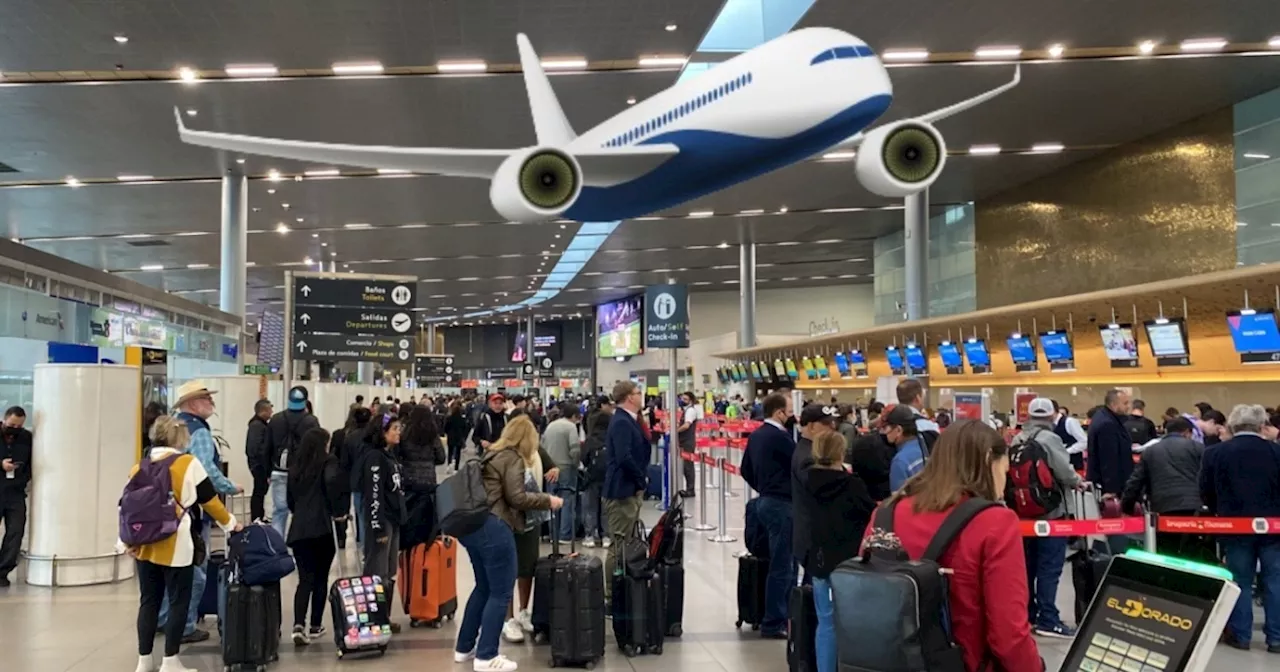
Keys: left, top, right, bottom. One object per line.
{"left": 828, "top": 498, "right": 996, "bottom": 672}
{"left": 436, "top": 450, "right": 498, "bottom": 538}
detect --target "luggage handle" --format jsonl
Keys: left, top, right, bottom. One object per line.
{"left": 550, "top": 485, "right": 579, "bottom": 557}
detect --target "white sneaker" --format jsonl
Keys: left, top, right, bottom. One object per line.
{"left": 602, "top": 537, "right": 612, "bottom": 548}
{"left": 134, "top": 655, "right": 157, "bottom": 672}
{"left": 501, "top": 618, "right": 525, "bottom": 643}
{"left": 454, "top": 648, "right": 476, "bottom": 663}
{"left": 158, "top": 656, "right": 196, "bottom": 672}
{"left": 517, "top": 608, "right": 534, "bottom": 632}
{"left": 474, "top": 655, "right": 519, "bottom": 672}
{"left": 583, "top": 537, "right": 597, "bottom": 548}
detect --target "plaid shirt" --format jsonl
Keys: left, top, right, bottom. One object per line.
{"left": 176, "top": 412, "right": 237, "bottom": 495}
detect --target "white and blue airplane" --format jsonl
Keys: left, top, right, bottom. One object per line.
{"left": 177, "top": 27, "right": 1019, "bottom": 223}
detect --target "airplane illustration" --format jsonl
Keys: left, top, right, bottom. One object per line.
{"left": 176, "top": 27, "right": 1019, "bottom": 223}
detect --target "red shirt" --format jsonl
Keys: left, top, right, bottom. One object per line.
{"left": 863, "top": 496, "right": 1042, "bottom": 672}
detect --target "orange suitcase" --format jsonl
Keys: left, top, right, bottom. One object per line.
{"left": 397, "top": 536, "right": 459, "bottom": 628}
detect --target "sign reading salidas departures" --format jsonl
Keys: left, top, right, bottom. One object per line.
{"left": 645, "top": 284, "right": 689, "bottom": 349}
{"left": 292, "top": 273, "right": 417, "bottom": 363}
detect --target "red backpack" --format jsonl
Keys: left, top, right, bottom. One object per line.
{"left": 1006, "top": 432, "right": 1062, "bottom": 519}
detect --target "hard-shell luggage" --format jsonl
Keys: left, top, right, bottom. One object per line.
{"left": 735, "top": 554, "right": 768, "bottom": 630}
{"left": 397, "top": 536, "right": 458, "bottom": 628}
{"left": 531, "top": 509, "right": 607, "bottom": 667}
{"left": 611, "top": 574, "right": 665, "bottom": 657}
{"left": 644, "top": 464, "right": 663, "bottom": 500}
{"left": 198, "top": 550, "right": 225, "bottom": 620}
{"left": 1069, "top": 542, "right": 1113, "bottom": 624}
{"left": 327, "top": 522, "right": 392, "bottom": 659}
{"left": 656, "top": 562, "right": 684, "bottom": 637}
{"left": 786, "top": 584, "right": 817, "bottom": 672}
{"left": 220, "top": 564, "right": 281, "bottom": 672}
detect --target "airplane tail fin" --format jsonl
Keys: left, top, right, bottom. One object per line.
{"left": 517, "top": 33, "right": 577, "bottom": 146}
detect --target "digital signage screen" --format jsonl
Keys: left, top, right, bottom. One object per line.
{"left": 596, "top": 295, "right": 644, "bottom": 358}
{"left": 939, "top": 342, "right": 964, "bottom": 374}
{"left": 784, "top": 358, "right": 799, "bottom": 380}
{"left": 1098, "top": 324, "right": 1139, "bottom": 369}
{"left": 1006, "top": 334, "right": 1038, "bottom": 373}
{"left": 904, "top": 343, "right": 927, "bottom": 375}
{"left": 833, "top": 352, "right": 850, "bottom": 376}
{"left": 963, "top": 339, "right": 991, "bottom": 374}
{"left": 849, "top": 350, "right": 868, "bottom": 377}
{"left": 749, "top": 361, "right": 763, "bottom": 381}
{"left": 510, "top": 323, "right": 562, "bottom": 362}
{"left": 885, "top": 346, "right": 906, "bottom": 376}
{"left": 1038, "top": 331, "right": 1076, "bottom": 372}
{"left": 1226, "top": 310, "right": 1280, "bottom": 364}
{"left": 1143, "top": 318, "right": 1190, "bottom": 367}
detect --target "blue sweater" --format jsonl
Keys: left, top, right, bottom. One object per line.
{"left": 889, "top": 436, "right": 929, "bottom": 492}
{"left": 1200, "top": 433, "right": 1280, "bottom": 518}
{"left": 603, "top": 410, "right": 650, "bottom": 500}
{"left": 740, "top": 423, "right": 795, "bottom": 501}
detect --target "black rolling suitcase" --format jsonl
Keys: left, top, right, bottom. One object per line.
{"left": 735, "top": 554, "right": 768, "bottom": 630}
{"left": 221, "top": 563, "right": 281, "bottom": 672}
{"left": 531, "top": 509, "right": 607, "bottom": 668}
{"left": 656, "top": 562, "right": 684, "bottom": 637}
{"left": 787, "top": 584, "right": 818, "bottom": 672}
{"left": 612, "top": 573, "right": 665, "bottom": 657}
{"left": 327, "top": 522, "right": 393, "bottom": 659}
{"left": 1070, "top": 541, "right": 1113, "bottom": 624}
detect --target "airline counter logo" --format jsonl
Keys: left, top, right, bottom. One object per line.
{"left": 1106, "top": 597, "right": 1194, "bottom": 631}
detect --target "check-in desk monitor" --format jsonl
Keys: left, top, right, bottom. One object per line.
{"left": 1062, "top": 550, "right": 1239, "bottom": 672}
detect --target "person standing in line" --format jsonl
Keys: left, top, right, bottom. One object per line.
{"left": 357, "top": 418, "right": 408, "bottom": 633}
{"left": 245, "top": 399, "right": 273, "bottom": 522}
{"left": 884, "top": 405, "right": 928, "bottom": 491}
{"left": 142, "top": 401, "right": 168, "bottom": 459}
{"left": 1086, "top": 389, "right": 1135, "bottom": 508}
{"left": 128, "top": 416, "right": 241, "bottom": 672}
{"left": 1121, "top": 417, "right": 1212, "bottom": 562}
{"left": 0, "top": 406, "right": 32, "bottom": 587}
{"left": 739, "top": 393, "right": 796, "bottom": 639}
{"left": 267, "top": 386, "right": 320, "bottom": 539}
{"left": 792, "top": 403, "right": 841, "bottom": 584}
{"left": 579, "top": 407, "right": 612, "bottom": 548}
{"left": 445, "top": 400, "right": 470, "bottom": 473}
{"left": 1049, "top": 399, "right": 1088, "bottom": 471}
{"left": 341, "top": 407, "right": 374, "bottom": 552}
{"left": 895, "top": 379, "right": 941, "bottom": 449}
{"left": 160, "top": 381, "right": 240, "bottom": 644}
{"left": 675, "top": 391, "right": 702, "bottom": 497}
{"left": 543, "top": 402, "right": 583, "bottom": 542}
{"left": 1124, "top": 399, "right": 1159, "bottom": 448}
{"left": 286, "top": 427, "right": 348, "bottom": 645}
{"left": 601, "top": 380, "right": 650, "bottom": 608}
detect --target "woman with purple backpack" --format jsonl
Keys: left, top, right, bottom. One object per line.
{"left": 121, "top": 416, "right": 242, "bottom": 672}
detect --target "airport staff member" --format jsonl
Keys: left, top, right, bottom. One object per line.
{"left": 0, "top": 406, "right": 32, "bottom": 588}
{"left": 601, "top": 380, "right": 649, "bottom": 607}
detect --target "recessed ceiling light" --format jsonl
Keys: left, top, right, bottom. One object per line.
{"left": 177, "top": 67, "right": 199, "bottom": 82}
{"left": 689, "top": 210, "right": 714, "bottom": 218}
{"left": 968, "top": 144, "right": 1002, "bottom": 155}
{"left": 303, "top": 257, "right": 313, "bottom": 265}
{"left": 114, "top": 35, "right": 129, "bottom": 44}
{"left": 65, "top": 176, "right": 81, "bottom": 187}
{"left": 638, "top": 55, "right": 687, "bottom": 67}
{"left": 437, "top": 61, "right": 488, "bottom": 73}
{"left": 225, "top": 64, "right": 279, "bottom": 77}
{"left": 116, "top": 174, "right": 154, "bottom": 182}
{"left": 321, "top": 242, "right": 328, "bottom": 247}
{"left": 295, "top": 217, "right": 304, "bottom": 223}
{"left": 1180, "top": 37, "right": 1227, "bottom": 52}
{"left": 266, "top": 189, "right": 275, "bottom": 195}
{"left": 882, "top": 49, "right": 930, "bottom": 61}
{"left": 738, "top": 209, "right": 764, "bottom": 216}
{"left": 185, "top": 108, "right": 198, "bottom": 117}
{"left": 140, "top": 264, "right": 163, "bottom": 271}
{"left": 1031, "top": 142, "right": 1065, "bottom": 153}
{"left": 541, "top": 58, "right": 589, "bottom": 70}
{"left": 821, "top": 151, "right": 856, "bottom": 161}
{"left": 281, "top": 203, "right": 290, "bottom": 209}
{"left": 1047, "top": 43, "right": 1065, "bottom": 58}
{"left": 626, "top": 96, "right": 637, "bottom": 105}
{"left": 304, "top": 168, "right": 340, "bottom": 177}
{"left": 377, "top": 168, "right": 410, "bottom": 175}
{"left": 267, "top": 170, "right": 283, "bottom": 182}
{"left": 779, "top": 206, "right": 788, "bottom": 213}
{"left": 311, "top": 233, "right": 319, "bottom": 238}
{"left": 974, "top": 45, "right": 1022, "bottom": 59}
{"left": 1138, "top": 40, "right": 1158, "bottom": 55}
{"left": 330, "top": 252, "right": 337, "bottom": 257}
{"left": 1237, "top": 221, "right": 1249, "bottom": 227}
{"left": 665, "top": 23, "right": 678, "bottom": 32}
{"left": 332, "top": 61, "right": 385, "bottom": 75}
{"left": 1270, "top": 36, "right": 1280, "bottom": 48}
{"left": 275, "top": 223, "right": 289, "bottom": 233}
{"left": 186, "top": 263, "right": 209, "bottom": 269}
{"left": 344, "top": 223, "right": 372, "bottom": 229}
{"left": 1244, "top": 152, "right": 1271, "bottom": 159}
{"left": 236, "top": 158, "right": 246, "bottom": 164}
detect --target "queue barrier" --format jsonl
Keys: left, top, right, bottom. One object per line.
{"left": 1018, "top": 515, "right": 1280, "bottom": 538}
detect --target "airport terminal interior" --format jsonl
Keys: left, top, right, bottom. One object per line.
{"left": 7, "top": 1, "right": 1280, "bottom": 671}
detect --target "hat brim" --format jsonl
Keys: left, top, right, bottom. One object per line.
{"left": 175, "top": 389, "right": 216, "bottom": 407}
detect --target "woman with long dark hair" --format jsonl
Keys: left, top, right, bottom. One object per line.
{"left": 357, "top": 418, "right": 408, "bottom": 632}
{"left": 286, "top": 427, "right": 348, "bottom": 645}
{"left": 397, "top": 404, "right": 446, "bottom": 492}
{"left": 444, "top": 400, "right": 469, "bottom": 472}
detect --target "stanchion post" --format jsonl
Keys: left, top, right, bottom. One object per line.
{"left": 693, "top": 451, "right": 716, "bottom": 531}
{"left": 1144, "top": 512, "right": 1158, "bottom": 553}
{"left": 709, "top": 458, "right": 738, "bottom": 543}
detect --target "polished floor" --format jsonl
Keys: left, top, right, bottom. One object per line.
{"left": 1, "top": 478, "right": 1276, "bottom": 671}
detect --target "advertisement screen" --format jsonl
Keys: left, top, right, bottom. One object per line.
{"left": 904, "top": 343, "right": 927, "bottom": 370}
{"left": 885, "top": 347, "right": 905, "bottom": 371}
{"left": 1007, "top": 335, "right": 1036, "bottom": 363}
{"left": 963, "top": 339, "right": 991, "bottom": 367}
{"left": 1226, "top": 310, "right": 1280, "bottom": 353}
{"left": 1144, "top": 320, "right": 1188, "bottom": 357}
{"left": 1039, "top": 331, "right": 1074, "bottom": 362}
{"left": 596, "top": 295, "right": 643, "bottom": 357}
{"left": 1099, "top": 324, "right": 1139, "bottom": 361}
{"left": 510, "top": 324, "right": 563, "bottom": 362}
{"left": 939, "top": 342, "right": 963, "bottom": 368}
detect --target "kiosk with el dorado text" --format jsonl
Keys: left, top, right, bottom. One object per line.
{"left": 1062, "top": 550, "right": 1239, "bottom": 672}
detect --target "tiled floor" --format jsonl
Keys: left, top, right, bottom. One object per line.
{"left": 1, "top": 487, "right": 1276, "bottom": 671}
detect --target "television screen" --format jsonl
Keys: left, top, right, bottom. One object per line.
{"left": 939, "top": 342, "right": 963, "bottom": 369}
{"left": 1099, "top": 324, "right": 1138, "bottom": 361}
{"left": 814, "top": 355, "right": 829, "bottom": 378}
{"left": 596, "top": 295, "right": 643, "bottom": 357}
{"left": 885, "top": 346, "right": 905, "bottom": 373}
{"left": 510, "top": 323, "right": 562, "bottom": 362}
{"left": 904, "top": 343, "right": 927, "bottom": 371}
{"left": 1143, "top": 318, "right": 1190, "bottom": 366}
{"left": 963, "top": 339, "right": 991, "bottom": 369}
{"left": 833, "top": 352, "right": 851, "bottom": 376}
{"left": 1007, "top": 335, "right": 1036, "bottom": 363}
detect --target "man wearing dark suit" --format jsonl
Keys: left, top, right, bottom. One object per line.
{"left": 602, "top": 380, "right": 649, "bottom": 605}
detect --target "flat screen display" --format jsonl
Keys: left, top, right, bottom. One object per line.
{"left": 939, "top": 342, "right": 963, "bottom": 370}
{"left": 785, "top": 358, "right": 799, "bottom": 380}
{"left": 1226, "top": 310, "right": 1280, "bottom": 354}
{"left": 1099, "top": 324, "right": 1138, "bottom": 361}
{"left": 1007, "top": 335, "right": 1036, "bottom": 363}
{"left": 510, "top": 323, "right": 562, "bottom": 362}
{"left": 596, "top": 295, "right": 643, "bottom": 358}
{"left": 885, "top": 346, "right": 905, "bottom": 373}
{"left": 849, "top": 350, "right": 868, "bottom": 377}
{"left": 963, "top": 339, "right": 991, "bottom": 371}
{"left": 1039, "top": 331, "right": 1073, "bottom": 361}
{"left": 833, "top": 352, "right": 851, "bottom": 376}
{"left": 749, "top": 361, "right": 763, "bottom": 381}
{"left": 1143, "top": 318, "right": 1190, "bottom": 366}
{"left": 904, "top": 343, "right": 927, "bottom": 371}
{"left": 814, "top": 355, "right": 829, "bottom": 378}
{"left": 774, "top": 359, "right": 787, "bottom": 379}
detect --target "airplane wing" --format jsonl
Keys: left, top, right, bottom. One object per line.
{"left": 174, "top": 108, "right": 511, "bottom": 179}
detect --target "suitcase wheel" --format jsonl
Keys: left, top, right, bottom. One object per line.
{"left": 336, "top": 650, "right": 344, "bottom": 659}
{"left": 650, "top": 644, "right": 663, "bottom": 655}
{"left": 669, "top": 624, "right": 683, "bottom": 638}
{"left": 622, "top": 644, "right": 638, "bottom": 657}
{"left": 751, "top": 624, "right": 760, "bottom": 631}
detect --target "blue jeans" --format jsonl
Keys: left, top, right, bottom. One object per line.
{"left": 1023, "top": 535, "right": 1068, "bottom": 628}
{"left": 352, "top": 492, "right": 365, "bottom": 545}
{"left": 556, "top": 470, "right": 579, "bottom": 542}
{"left": 456, "top": 514, "right": 518, "bottom": 661}
{"left": 755, "top": 496, "right": 796, "bottom": 634}
{"left": 581, "top": 483, "right": 605, "bottom": 540}
{"left": 159, "top": 521, "right": 210, "bottom": 635}
{"left": 1222, "top": 536, "right": 1280, "bottom": 645}
{"left": 270, "top": 471, "right": 289, "bottom": 539}
{"left": 813, "top": 577, "right": 836, "bottom": 672}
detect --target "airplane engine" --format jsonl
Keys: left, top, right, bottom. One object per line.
{"left": 489, "top": 147, "right": 583, "bottom": 222}
{"left": 854, "top": 120, "right": 947, "bottom": 198}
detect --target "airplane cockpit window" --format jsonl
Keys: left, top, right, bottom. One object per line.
{"left": 811, "top": 46, "right": 873, "bottom": 65}
{"left": 810, "top": 49, "right": 835, "bottom": 65}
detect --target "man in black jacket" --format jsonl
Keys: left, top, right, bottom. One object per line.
{"left": 0, "top": 407, "right": 32, "bottom": 587}
{"left": 267, "top": 386, "right": 320, "bottom": 539}
{"left": 740, "top": 393, "right": 795, "bottom": 638}
{"left": 245, "top": 399, "right": 273, "bottom": 521}
{"left": 1087, "top": 388, "right": 1134, "bottom": 497}
{"left": 1120, "top": 417, "right": 1212, "bottom": 562}
{"left": 472, "top": 393, "right": 507, "bottom": 451}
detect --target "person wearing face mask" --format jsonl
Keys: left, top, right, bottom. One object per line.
{"left": 739, "top": 393, "right": 797, "bottom": 639}
{"left": 675, "top": 391, "right": 702, "bottom": 497}
{"left": 0, "top": 406, "right": 32, "bottom": 588}
{"left": 846, "top": 410, "right": 896, "bottom": 502}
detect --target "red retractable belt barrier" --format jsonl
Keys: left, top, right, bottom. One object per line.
{"left": 1157, "top": 516, "right": 1280, "bottom": 535}
{"left": 680, "top": 451, "right": 697, "bottom": 462}
{"left": 1018, "top": 517, "right": 1145, "bottom": 537}
{"left": 721, "top": 461, "right": 740, "bottom": 476}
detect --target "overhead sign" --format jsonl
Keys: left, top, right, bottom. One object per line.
{"left": 486, "top": 368, "right": 518, "bottom": 380}
{"left": 538, "top": 356, "right": 555, "bottom": 377}
{"left": 293, "top": 277, "right": 415, "bottom": 308}
{"left": 645, "top": 284, "right": 689, "bottom": 349}
{"left": 415, "top": 354, "right": 457, "bottom": 385}
{"left": 521, "top": 362, "right": 535, "bottom": 380}
{"left": 243, "top": 364, "right": 277, "bottom": 375}
{"left": 293, "top": 334, "right": 413, "bottom": 363}
{"left": 293, "top": 307, "right": 414, "bottom": 335}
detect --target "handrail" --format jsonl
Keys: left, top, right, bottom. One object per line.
{"left": 20, "top": 550, "right": 129, "bottom": 587}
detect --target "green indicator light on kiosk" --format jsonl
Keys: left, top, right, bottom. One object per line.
{"left": 1124, "top": 549, "right": 1234, "bottom": 581}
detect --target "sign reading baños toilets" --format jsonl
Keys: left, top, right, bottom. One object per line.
{"left": 645, "top": 284, "right": 689, "bottom": 349}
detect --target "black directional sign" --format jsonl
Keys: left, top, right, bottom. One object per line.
{"left": 415, "top": 354, "right": 457, "bottom": 385}
{"left": 293, "top": 278, "right": 415, "bottom": 308}
{"left": 293, "top": 307, "right": 414, "bottom": 336}
{"left": 293, "top": 334, "right": 414, "bottom": 363}
{"left": 537, "top": 356, "right": 555, "bottom": 378}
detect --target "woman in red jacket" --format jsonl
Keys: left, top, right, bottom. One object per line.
{"left": 863, "top": 420, "right": 1043, "bottom": 672}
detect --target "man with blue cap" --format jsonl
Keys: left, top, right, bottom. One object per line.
{"left": 267, "top": 385, "right": 320, "bottom": 538}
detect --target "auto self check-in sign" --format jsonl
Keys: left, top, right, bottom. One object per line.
{"left": 645, "top": 284, "right": 689, "bottom": 349}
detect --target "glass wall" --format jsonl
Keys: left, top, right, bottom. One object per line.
{"left": 873, "top": 203, "right": 977, "bottom": 324}
{"left": 1235, "top": 86, "right": 1280, "bottom": 265}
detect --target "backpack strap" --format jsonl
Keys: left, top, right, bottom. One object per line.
{"left": 922, "top": 498, "right": 996, "bottom": 562}
{"left": 873, "top": 499, "right": 898, "bottom": 533}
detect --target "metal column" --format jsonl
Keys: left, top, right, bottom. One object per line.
{"left": 358, "top": 362, "right": 375, "bottom": 384}
{"left": 738, "top": 243, "right": 756, "bottom": 349}
{"left": 667, "top": 348, "right": 681, "bottom": 510}
{"left": 525, "top": 314, "right": 536, "bottom": 390}
{"left": 219, "top": 171, "right": 248, "bottom": 317}
{"left": 904, "top": 190, "right": 929, "bottom": 322}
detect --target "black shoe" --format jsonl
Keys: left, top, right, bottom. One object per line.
{"left": 0, "top": 575, "right": 11, "bottom": 588}
{"left": 1268, "top": 643, "right": 1280, "bottom": 654}
{"left": 181, "top": 629, "right": 211, "bottom": 644}
{"left": 761, "top": 630, "right": 787, "bottom": 640}
{"left": 1221, "top": 631, "right": 1250, "bottom": 650}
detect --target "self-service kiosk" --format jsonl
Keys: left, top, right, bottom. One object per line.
{"left": 1061, "top": 549, "right": 1240, "bottom": 672}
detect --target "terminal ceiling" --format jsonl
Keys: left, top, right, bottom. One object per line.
{"left": 1, "top": 0, "right": 1279, "bottom": 325}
